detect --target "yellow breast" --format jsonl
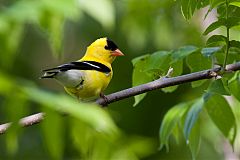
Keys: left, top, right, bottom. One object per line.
{"left": 64, "top": 70, "right": 112, "bottom": 100}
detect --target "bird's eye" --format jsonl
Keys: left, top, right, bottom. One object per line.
{"left": 105, "top": 38, "right": 118, "bottom": 51}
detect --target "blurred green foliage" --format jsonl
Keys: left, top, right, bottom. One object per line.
{"left": 0, "top": 0, "right": 240, "bottom": 159}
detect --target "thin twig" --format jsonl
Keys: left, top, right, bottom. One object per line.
{"left": 0, "top": 113, "right": 45, "bottom": 134}
{"left": 1, "top": 62, "right": 240, "bottom": 134}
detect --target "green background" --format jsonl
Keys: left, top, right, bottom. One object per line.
{"left": 0, "top": 0, "right": 240, "bottom": 159}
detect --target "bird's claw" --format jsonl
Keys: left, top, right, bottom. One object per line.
{"left": 100, "top": 93, "right": 109, "bottom": 107}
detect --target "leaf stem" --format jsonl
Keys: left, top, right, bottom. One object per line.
{"left": 223, "top": 0, "right": 230, "bottom": 70}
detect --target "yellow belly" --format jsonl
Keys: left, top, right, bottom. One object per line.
{"left": 64, "top": 70, "right": 112, "bottom": 100}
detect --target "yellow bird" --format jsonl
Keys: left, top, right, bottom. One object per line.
{"left": 41, "top": 37, "right": 124, "bottom": 101}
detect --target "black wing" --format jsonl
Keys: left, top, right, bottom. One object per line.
{"left": 42, "top": 61, "right": 111, "bottom": 73}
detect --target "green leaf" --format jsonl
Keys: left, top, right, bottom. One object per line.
{"left": 48, "top": 15, "right": 64, "bottom": 57}
{"left": 171, "top": 124, "right": 182, "bottom": 145}
{"left": 203, "top": 93, "right": 236, "bottom": 144}
{"left": 184, "top": 98, "right": 204, "bottom": 140}
{"left": 3, "top": 1, "right": 41, "bottom": 23}
{"left": 229, "top": 71, "right": 240, "bottom": 102}
{"left": 49, "top": 16, "right": 64, "bottom": 56}
{"left": 201, "top": 47, "right": 221, "bottom": 57}
{"left": 230, "top": 1, "right": 240, "bottom": 7}
{"left": 180, "top": 0, "right": 198, "bottom": 20}
{"left": 207, "top": 0, "right": 226, "bottom": 19}
{"left": 230, "top": 40, "right": 240, "bottom": 49}
{"left": 39, "top": 13, "right": 64, "bottom": 57}
{"left": 207, "top": 79, "right": 230, "bottom": 95}
{"left": 23, "top": 86, "right": 119, "bottom": 136}
{"left": 171, "top": 46, "right": 198, "bottom": 61}
{"left": 0, "top": 72, "right": 15, "bottom": 95}
{"left": 132, "top": 54, "right": 149, "bottom": 65}
{"left": 42, "top": 0, "right": 80, "bottom": 20}
{"left": 215, "top": 48, "right": 225, "bottom": 64}
{"left": 203, "top": 17, "right": 240, "bottom": 35}
{"left": 1, "top": 0, "right": 81, "bottom": 59}
{"left": 132, "top": 90, "right": 147, "bottom": 107}
{"left": 132, "top": 55, "right": 152, "bottom": 106}
{"left": 188, "top": 120, "right": 201, "bottom": 160}
{"left": 210, "top": 0, "right": 225, "bottom": 9}
{"left": 216, "top": 4, "right": 226, "bottom": 18}
{"left": 206, "top": 35, "right": 227, "bottom": 46}
{"left": 203, "top": 18, "right": 225, "bottom": 35}
{"left": 196, "top": 0, "right": 209, "bottom": 9}
{"left": 162, "top": 60, "right": 183, "bottom": 93}
{"left": 78, "top": 0, "right": 115, "bottom": 29}
{"left": 144, "top": 51, "right": 182, "bottom": 93}
{"left": 226, "top": 17, "right": 240, "bottom": 28}
{"left": 145, "top": 51, "right": 171, "bottom": 74}
{"left": 70, "top": 118, "right": 93, "bottom": 157}
{"left": 116, "top": 137, "right": 155, "bottom": 159}
{"left": 41, "top": 107, "right": 64, "bottom": 159}
{"left": 159, "top": 102, "right": 190, "bottom": 151}
{"left": 228, "top": 49, "right": 240, "bottom": 63}
{"left": 0, "top": 23, "right": 24, "bottom": 68}
{"left": 5, "top": 92, "right": 28, "bottom": 155}
{"left": 186, "top": 52, "right": 211, "bottom": 87}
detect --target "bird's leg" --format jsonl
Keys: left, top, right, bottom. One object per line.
{"left": 100, "top": 92, "right": 109, "bottom": 107}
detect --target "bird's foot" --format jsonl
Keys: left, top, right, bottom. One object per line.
{"left": 100, "top": 93, "right": 109, "bottom": 107}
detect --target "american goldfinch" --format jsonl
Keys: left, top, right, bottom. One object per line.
{"left": 41, "top": 37, "right": 124, "bottom": 101}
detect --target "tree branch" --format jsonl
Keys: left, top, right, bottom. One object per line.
{"left": 1, "top": 62, "right": 240, "bottom": 134}
{"left": 0, "top": 113, "right": 45, "bottom": 134}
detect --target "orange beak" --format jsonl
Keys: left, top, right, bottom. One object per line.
{"left": 111, "top": 49, "right": 124, "bottom": 56}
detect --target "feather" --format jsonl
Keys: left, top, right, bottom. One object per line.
{"left": 40, "top": 71, "right": 59, "bottom": 79}
{"left": 42, "top": 61, "right": 111, "bottom": 73}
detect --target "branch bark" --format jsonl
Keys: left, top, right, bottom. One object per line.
{"left": 1, "top": 62, "right": 240, "bottom": 134}
{"left": 0, "top": 113, "right": 45, "bottom": 134}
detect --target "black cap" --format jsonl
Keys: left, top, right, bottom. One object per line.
{"left": 105, "top": 38, "right": 118, "bottom": 51}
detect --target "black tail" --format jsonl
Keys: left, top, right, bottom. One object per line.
{"left": 40, "top": 71, "right": 58, "bottom": 79}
